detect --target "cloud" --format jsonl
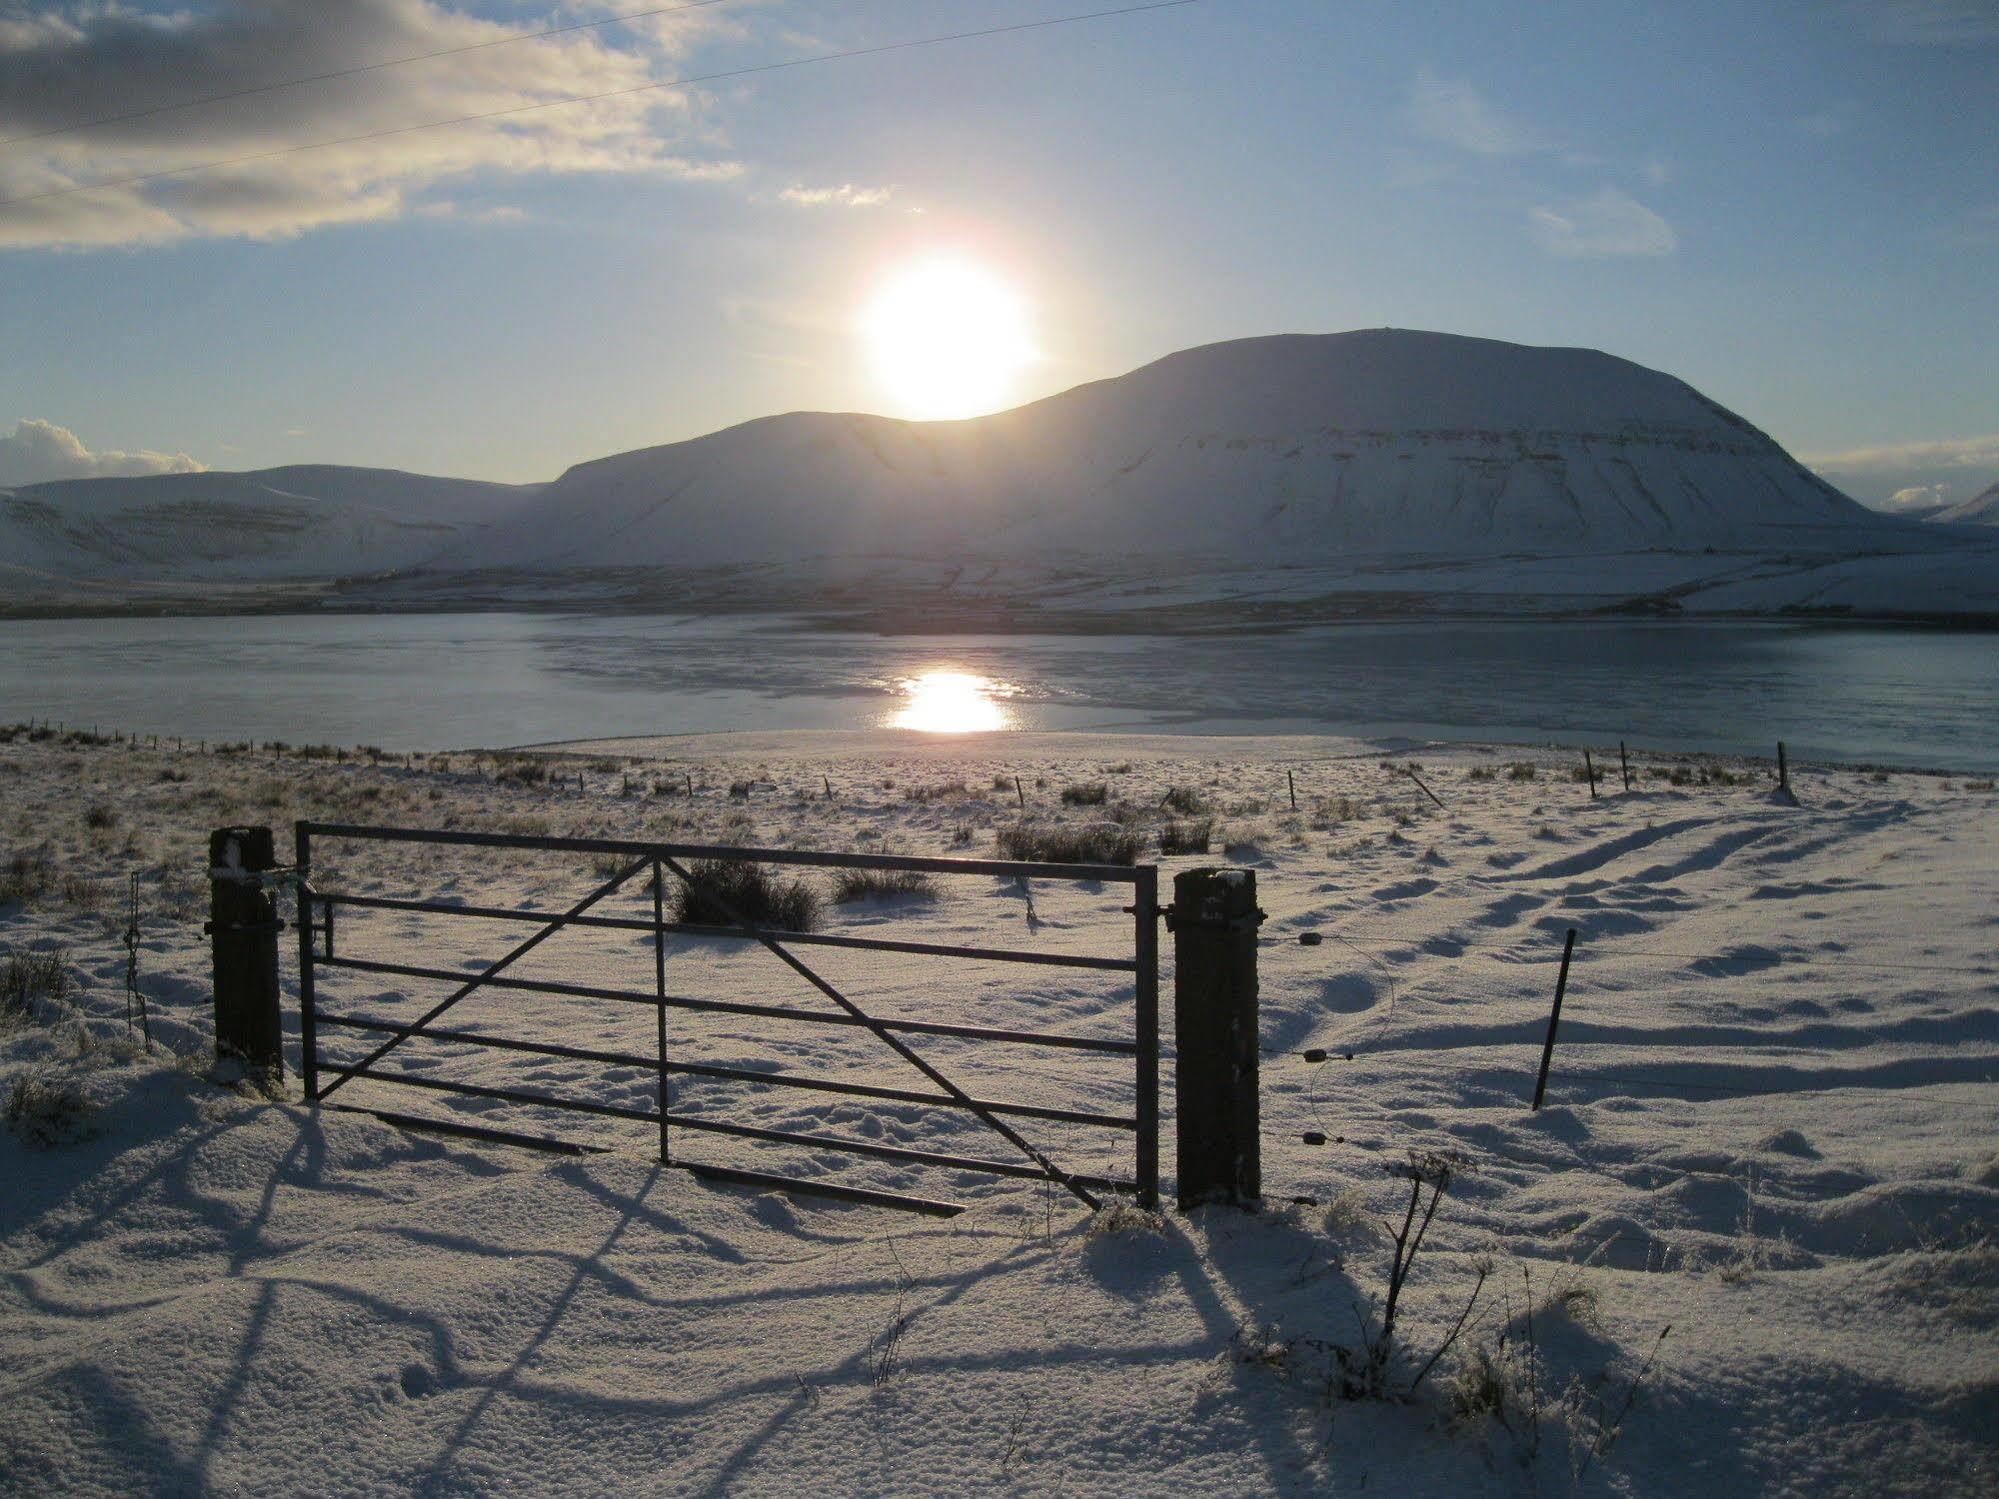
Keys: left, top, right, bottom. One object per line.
{"left": 1803, "top": 433, "right": 1999, "bottom": 475}
{"left": 777, "top": 182, "right": 893, "bottom": 208}
{"left": 1878, "top": 483, "right": 1954, "bottom": 512}
{"left": 0, "top": 419, "right": 205, "bottom": 486}
{"left": 0, "top": 0, "right": 741, "bottom": 250}
{"left": 1802, "top": 434, "right": 1999, "bottom": 507}
{"left": 1527, "top": 188, "right": 1677, "bottom": 257}
{"left": 1407, "top": 68, "right": 1546, "bottom": 156}
{"left": 1794, "top": 108, "right": 1846, "bottom": 138}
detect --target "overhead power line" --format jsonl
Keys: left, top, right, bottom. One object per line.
{"left": 0, "top": 1, "right": 739, "bottom": 151}
{"left": 0, "top": 0, "right": 1205, "bottom": 213}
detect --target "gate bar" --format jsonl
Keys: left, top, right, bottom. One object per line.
{"left": 295, "top": 828, "right": 318, "bottom": 1100}
{"left": 319, "top": 892, "right": 1136, "bottom": 973}
{"left": 315, "top": 954, "right": 1139, "bottom": 1053}
{"left": 316, "top": 1012, "right": 1137, "bottom": 1127}
{"left": 652, "top": 859, "right": 669, "bottom": 1166}
{"left": 657, "top": 851, "right": 1101, "bottom": 1211}
{"left": 1133, "top": 864, "right": 1160, "bottom": 1208}
{"left": 313, "top": 856, "right": 651, "bottom": 1103}
{"left": 660, "top": 1111, "right": 1138, "bottom": 1191}
{"left": 334, "top": 1065, "right": 1136, "bottom": 1192}
{"left": 331, "top": 1103, "right": 963, "bottom": 1216}
{"left": 302, "top": 822, "right": 1139, "bottom": 884}
{"left": 328, "top": 1102, "right": 607, "bottom": 1155}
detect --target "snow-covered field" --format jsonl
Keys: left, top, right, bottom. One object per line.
{"left": 2, "top": 726, "right": 1995, "bottom": 1495}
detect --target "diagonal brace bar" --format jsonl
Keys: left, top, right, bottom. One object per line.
{"left": 657, "top": 852, "right": 1102, "bottom": 1211}
{"left": 315, "top": 856, "right": 651, "bottom": 1103}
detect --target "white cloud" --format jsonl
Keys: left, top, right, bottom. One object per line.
{"left": 1407, "top": 67, "right": 1546, "bottom": 156}
{"left": 1527, "top": 188, "right": 1677, "bottom": 258}
{"left": 0, "top": 0, "right": 741, "bottom": 250}
{"left": 1881, "top": 483, "right": 1954, "bottom": 511}
{"left": 777, "top": 182, "right": 893, "bottom": 209}
{"left": 1803, "top": 433, "right": 1999, "bottom": 475}
{"left": 1794, "top": 108, "right": 1847, "bottom": 138}
{"left": 0, "top": 419, "right": 205, "bottom": 487}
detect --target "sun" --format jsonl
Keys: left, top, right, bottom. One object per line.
{"left": 861, "top": 258, "right": 1035, "bottom": 420}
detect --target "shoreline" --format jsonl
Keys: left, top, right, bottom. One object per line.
{"left": 5, "top": 592, "right": 1999, "bottom": 632}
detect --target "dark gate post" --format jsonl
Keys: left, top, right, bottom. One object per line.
{"left": 1172, "top": 867, "right": 1260, "bottom": 1210}
{"left": 208, "top": 826, "right": 284, "bottom": 1081}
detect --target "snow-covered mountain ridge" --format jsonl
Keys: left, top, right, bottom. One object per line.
{"left": 443, "top": 330, "right": 1881, "bottom": 569}
{"left": 1, "top": 465, "right": 535, "bottom": 583}
{"left": 6, "top": 330, "right": 1993, "bottom": 620}
{"left": 1930, "top": 480, "right": 1999, "bottom": 527}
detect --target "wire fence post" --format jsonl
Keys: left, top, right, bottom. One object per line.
{"left": 1532, "top": 927, "right": 1578, "bottom": 1111}
{"left": 1171, "top": 866, "right": 1261, "bottom": 1209}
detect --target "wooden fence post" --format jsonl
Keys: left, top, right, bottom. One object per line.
{"left": 1619, "top": 740, "right": 1632, "bottom": 792}
{"left": 207, "top": 826, "right": 285, "bottom": 1082}
{"left": 1778, "top": 741, "right": 1789, "bottom": 793}
{"left": 1583, "top": 749, "right": 1598, "bottom": 800}
{"left": 1172, "top": 867, "right": 1262, "bottom": 1209}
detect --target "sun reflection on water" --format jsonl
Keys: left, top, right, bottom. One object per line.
{"left": 889, "top": 670, "right": 1014, "bottom": 733}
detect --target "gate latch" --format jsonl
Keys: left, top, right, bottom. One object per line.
{"left": 204, "top": 917, "right": 289, "bottom": 936}
{"left": 1148, "top": 902, "right": 1267, "bottom": 935}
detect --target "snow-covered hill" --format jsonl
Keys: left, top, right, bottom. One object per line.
{"left": 7, "top": 331, "right": 1990, "bottom": 621}
{"left": 441, "top": 330, "right": 1885, "bottom": 571}
{"left": 1929, "top": 481, "right": 1999, "bottom": 527}
{"left": 0, "top": 465, "right": 535, "bottom": 582}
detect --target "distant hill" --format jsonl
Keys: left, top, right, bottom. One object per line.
{"left": 8, "top": 330, "right": 1995, "bottom": 622}
{"left": 0, "top": 465, "right": 536, "bottom": 582}
{"left": 1928, "top": 481, "right": 1999, "bottom": 527}
{"left": 441, "top": 329, "right": 1884, "bottom": 571}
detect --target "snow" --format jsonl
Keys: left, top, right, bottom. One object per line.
{"left": 1929, "top": 481, "right": 1999, "bottom": 527}
{"left": 3, "top": 726, "right": 1996, "bottom": 1493}
{"left": 7, "top": 331, "right": 1994, "bottom": 621}
{"left": 0, "top": 466, "right": 536, "bottom": 583}
{"left": 440, "top": 330, "right": 1881, "bottom": 571}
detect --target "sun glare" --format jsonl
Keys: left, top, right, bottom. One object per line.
{"left": 889, "top": 670, "right": 1013, "bottom": 733}
{"left": 862, "top": 259, "right": 1035, "bottom": 420}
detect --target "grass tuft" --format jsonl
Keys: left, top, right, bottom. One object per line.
{"left": 1159, "top": 817, "right": 1214, "bottom": 856}
{"left": 2, "top": 948, "right": 70, "bottom": 1027}
{"left": 995, "top": 821, "right": 1141, "bottom": 866}
{"left": 5, "top": 1067, "right": 96, "bottom": 1148}
{"left": 831, "top": 868, "right": 939, "bottom": 904}
{"left": 672, "top": 858, "right": 822, "bottom": 932}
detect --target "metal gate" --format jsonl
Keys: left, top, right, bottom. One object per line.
{"left": 294, "top": 821, "right": 1159, "bottom": 1216}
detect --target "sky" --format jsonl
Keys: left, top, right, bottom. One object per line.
{"left": 0, "top": 0, "right": 1994, "bottom": 509}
